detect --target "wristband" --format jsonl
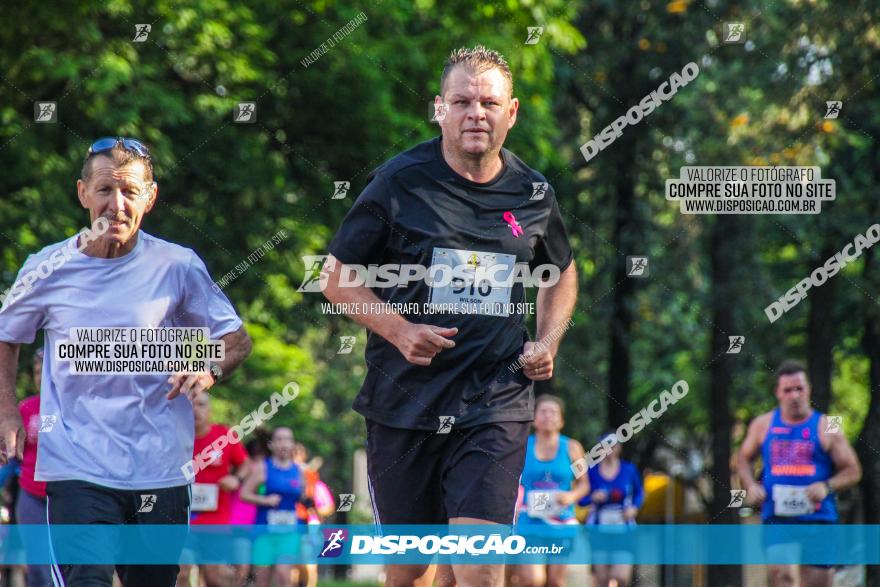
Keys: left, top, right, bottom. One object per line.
{"left": 824, "top": 480, "right": 834, "bottom": 493}
{"left": 209, "top": 363, "right": 223, "bottom": 384}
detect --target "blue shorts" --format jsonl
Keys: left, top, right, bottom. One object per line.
{"left": 761, "top": 518, "right": 837, "bottom": 569}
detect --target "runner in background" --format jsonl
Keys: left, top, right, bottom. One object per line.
{"left": 16, "top": 348, "right": 49, "bottom": 587}
{"left": 580, "top": 432, "right": 644, "bottom": 587}
{"left": 241, "top": 427, "right": 304, "bottom": 587}
{"left": 512, "top": 395, "right": 588, "bottom": 587}
{"left": 230, "top": 431, "right": 270, "bottom": 525}
{"left": 228, "top": 431, "right": 271, "bottom": 587}
{"left": 0, "top": 460, "right": 18, "bottom": 587}
{"left": 737, "top": 360, "right": 861, "bottom": 587}
{"left": 177, "top": 393, "right": 250, "bottom": 587}
{"left": 293, "top": 442, "right": 335, "bottom": 587}
{"left": 293, "top": 443, "right": 335, "bottom": 524}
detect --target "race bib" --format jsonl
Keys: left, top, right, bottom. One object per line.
{"left": 190, "top": 483, "right": 219, "bottom": 512}
{"left": 526, "top": 490, "right": 563, "bottom": 518}
{"left": 772, "top": 484, "right": 813, "bottom": 517}
{"left": 267, "top": 509, "right": 299, "bottom": 526}
{"left": 427, "top": 248, "right": 515, "bottom": 317}
{"left": 597, "top": 506, "right": 626, "bottom": 525}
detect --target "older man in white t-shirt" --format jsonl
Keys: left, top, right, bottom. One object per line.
{"left": 0, "top": 137, "right": 253, "bottom": 586}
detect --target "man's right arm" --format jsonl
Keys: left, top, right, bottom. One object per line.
{"left": 736, "top": 414, "right": 769, "bottom": 505}
{"left": 0, "top": 342, "right": 24, "bottom": 464}
{"left": 321, "top": 255, "right": 456, "bottom": 366}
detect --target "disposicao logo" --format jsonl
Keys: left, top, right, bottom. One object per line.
{"left": 319, "top": 528, "right": 348, "bottom": 558}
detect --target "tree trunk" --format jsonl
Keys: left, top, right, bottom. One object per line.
{"left": 706, "top": 216, "right": 741, "bottom": 587}
{"left": 858, "top": 244, "right": 880, "bottom": 586}
{"left": 607, "top": 167, "right": 635, "bottom": 428}
{"left": 604, "top": 19, "right": 641, "bottom": 432}
{"left": 807, "top": 244, "right": 837, "bottom": 413}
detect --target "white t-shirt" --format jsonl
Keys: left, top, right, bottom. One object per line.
{"left": 0, "top": 231, "right": 243, "bottom": 490}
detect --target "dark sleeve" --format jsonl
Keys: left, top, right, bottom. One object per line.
{"left": 327, "top": 173, "right": 393, "bottom": 266}
{"left": 578, "top": 468, "right": 597, "bottom": 507}
{"left": 530, "top": 197, "right": 573, "bottom": 272}
{"left": 629, "top": 463, "right": 645, "bottom": 508}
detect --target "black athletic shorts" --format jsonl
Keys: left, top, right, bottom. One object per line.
{"left": 366, "top": 419, "right": 530, "bottom": 525}
{"left": 46, "top": 480, "right": 190, "bottom": 587}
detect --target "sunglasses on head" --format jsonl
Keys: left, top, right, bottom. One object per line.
{"left": 87, "top": 137, "right": 151, "bottom": 159}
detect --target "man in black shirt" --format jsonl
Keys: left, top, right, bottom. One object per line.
{"left": 324, "top": 46, "right": 577, "bottom": 587}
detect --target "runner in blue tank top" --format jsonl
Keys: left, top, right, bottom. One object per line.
{"left": 241, "top": 427, "right": 304, "bottom": 587}
{"left": 738, "top": 361, "right": 861, "bottom": 587}
{"left": 253, "top": 455, "right": 303, "bottom": 525}
{"left": 512, "top": 395, "right": 588, "bottom": 587}
{"left": 580, "top": 438, "right": 643, "bottom": 527}
{"left": 579, "top": 432, "right": 643, "bottom": 587}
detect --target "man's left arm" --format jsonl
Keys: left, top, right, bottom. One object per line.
{"left": 168, "top": 252, "right": 253, "bottom": 400}
{"left": 167, "top": 326, "right": 252, "bottom": 400}
{"left": 805, "top": 418, "right": 862, "bottom": 502}
{"left": 521, "top": 262, "right": 577, "bottom": 381}
{"left": 212, "top": 326, "right": 253, "bottom": 382}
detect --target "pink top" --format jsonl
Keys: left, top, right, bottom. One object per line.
{"left": 228, "top": 489, "right": 257, "bottom": 525}
{"left": 18, "top": 395, "right": 46, "bottom": 498}
{"left": 308, "top": 481, "right": 335, "bottom": 523}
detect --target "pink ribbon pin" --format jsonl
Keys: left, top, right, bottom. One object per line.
{"left": 503, "top": 211, "right": 524, "bottom": 237}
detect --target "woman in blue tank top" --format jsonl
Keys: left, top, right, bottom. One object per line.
{"left": 579, "top": 432, "right": 644, "bottom": 587}
{"left": 241, "top": 427, "right": 304, "bottom": 587}
{"left": 512, "top": 395, "right": 588, "bottom": 587}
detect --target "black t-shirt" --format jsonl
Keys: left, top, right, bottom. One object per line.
{"left": 328, "top": 137, "right": 573, "bottom": 430}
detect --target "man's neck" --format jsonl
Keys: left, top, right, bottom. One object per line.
{"left": 780, "top": 407, "right": 812, "bottom": 424}
{"left": 195, "top": 422, "right": 211, "bottom": 437}
{"left": 79, "top": 232, "right": 139, "bottom": 259}
{"left": 441, "top": 140, "right": 503, "bottom": 184}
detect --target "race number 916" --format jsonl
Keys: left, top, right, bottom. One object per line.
{"left": 451, "top": 278, "right": 492, "bottom": 297}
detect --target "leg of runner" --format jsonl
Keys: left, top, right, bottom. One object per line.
{"left": 767, "top": 563, "right": 798, "bottom": 586}
{"left": 14, "top": 488, "right": 51, "bottom": 587}
{"left": 800, "top": 565, "right": 834, "bottom": 587}
{"left": 435, "top": 563, "right": 456, "bottom": 587}
{"left": 385, "top": 564, "right": 436, "bottom": 587}
{"left": 364, "top": 412, "right": 529, "bottom": 587}
{"left": 608, "top": 564, "right": 632, "bottom": 586}
{"left": 201, "top": 563, "right": 237, "bottom": 586}
{"left": 272, "top": 563, "right": 295, "bottom": 587}
{"left": 511, "top": 561, "right": 546, "bottom": 587}
{"left": 116, "top": 484, "right": 190, "bottom": 587}
{"left": 545, "top": 564, "right": 567, "bottom": 587}
{"left": 449, "top": 517, "right": 504, "bottom": 587}
{"left": 591, "top": 565, "right": 610, "bottom": 587}
{"left": 46, "top": 481, "right": 124, "bottom": 586}
{"left": 234, "top": 563, "right": 251, "bottom": 586}
{"left": 446, "top": 422, "right": 531, "bottom": 587}
{"left": 302, "top": 563, "right": 319, "bottom": 587}
{"left": 364, "top": 424, "right": 442, "bottom": 587}
{"left": 175, "top": 564, "right": 194, "bottom": 586}
{"left": 255, "top": 566, "right": 272, "bottom": 587}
